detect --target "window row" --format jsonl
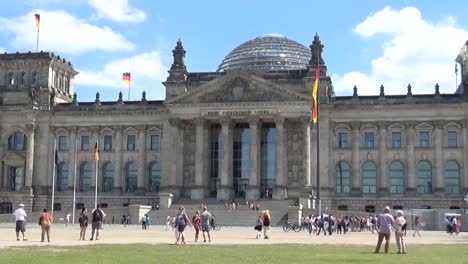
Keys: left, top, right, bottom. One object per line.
{"left": 56, "top": 161, "right": 161, "bottom": 193}
{"left": 337, "top": 131, "right": 459, "bottom": 149}
{"left": 57, "top": 134, "right": 161, "bottom": 151}
{"left": 6, "top": 71, "right": 39, "bottom": 86}
{"left": 336, "top": 160, "right": 461, "bottom": 194}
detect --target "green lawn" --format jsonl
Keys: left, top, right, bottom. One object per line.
{"left": 1, "top": 244, "right": 466, "bottom": 264}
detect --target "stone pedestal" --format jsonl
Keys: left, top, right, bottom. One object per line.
{"left": 217, "top": 187, "right": 234, "bottom": 201}
{"left": 128, "top": 204, "right": 151, "bottom": 225}
{"left": 273, "top": 186, "right": 287, "bottom": 200}
{"left": 299, "top": 194, "right": 313, "bottom": 209}
{"left": 190, "top": 187, "right": 206, "bottom": 200}
{"left": 159, "top": 192, "right": 174, "bottom": 209}
{"left": 245, "top": 186, "right": 260, "bottom": 201}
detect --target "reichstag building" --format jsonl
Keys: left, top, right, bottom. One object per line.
{"left": 0, "top": 34, "right": 467, "bottom": 213}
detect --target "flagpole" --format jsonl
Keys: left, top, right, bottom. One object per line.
{"left": 94, "top": 139, "right": 99, "bottom": 209}
{"left": 51, "top": 138, "right": 57, "bottom": 218}
{"left": 128, "top": 82, "right": 131, "bottom": 101}
{"left": 36, "top": 29, "right": 39, "bottom": 53}
{"left": 316, "top": 55, "right": 321, "bottom": 217}
{"left": 72, "top": 135, "right": 78, "bottom": 224}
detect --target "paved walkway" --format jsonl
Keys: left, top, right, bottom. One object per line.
{"left": 0, "top": 224, "right": 467, "bottom": 248}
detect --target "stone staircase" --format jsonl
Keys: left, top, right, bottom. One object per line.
{"left": 148, "top": 198, "right": 295, "bottom": 227}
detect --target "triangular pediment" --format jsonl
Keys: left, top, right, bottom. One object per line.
{"left": 166, "top": 72, "right": 310, "bottom": 104}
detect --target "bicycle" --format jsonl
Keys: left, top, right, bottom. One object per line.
{"left": 210, "top": 218, "right": 221, "bottom": 231}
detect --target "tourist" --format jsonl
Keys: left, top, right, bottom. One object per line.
{"left": 394, "top": 210, "right": 406, "bottom": 254}
{"left": 39, "top": 208, "right": 53, "bottom": 242}
{"left": 174, "top": 206, "right": 192, "bottom": 245}
{"left": 165, "top": 215, "right": 171, "bottom": 231}
{"left": 78, "top": 208, "right": 89, "bottom": 241}
{"left": 254, "top": 215, "right": 263, "bottom": 239}
{"left": 141, "top": 214, "right": 147, "bottom": 230}
{"left": 413, "top": 216, "right": 422, "bottom": 237}
{"left": 262, "top": 210, "right": 271, "bottom": 239}
{"left": 13, "top": 203, "right": 27, "bottom": 241}
{"left": 146, "top": 214, "right": 151, "bottom": 229}
{"left": 374, "top": 206, "right": 394, "bottom": 254}
{"left": 90, "top": 205, "right": 106, "bottom": 241}
{"left": 192, "top": 210, "right": 201, "bottom": 242}
{"left": 65, "top": 212, "right": 71, "bottom": 226}
{"left": 201, "top": 207, "right": 212, "bottom": 242}
{"left": 455, "top": 217, "right": 462, "bottom": 235}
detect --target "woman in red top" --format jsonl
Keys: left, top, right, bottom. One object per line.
{"left": 192, "top": 210, "right": 201, "bottom": 242}
{"left": 39, "top": 208, "right": 53, "bottom": 242}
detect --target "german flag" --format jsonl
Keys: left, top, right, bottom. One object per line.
{"left": 311, "top": 66, "right": 319, "bottom": 123}
{"left": 93, "top": 142, "right": 99, "bottom": 161}
{"left": 123, "top": 72, "right": 131, "bottom": 85}
{"left": 34, "top": 13, "right": 40, "bottom": 30}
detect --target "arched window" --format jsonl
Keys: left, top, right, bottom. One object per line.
{"left": 20, "top": 72, "right": 26, "bottom": 85}
{"left": 445, "top": 160, "right": 460, "bottom": 194}
{"left": 362, "top": 161, "right": 377, "bottom": 193}
{"left": 32, "top": 72, "right": 37, "bottom": 85}
{"left": 57, "top": 162, "right": 68, "bottom": 192}
{"left": 417, "top": 161, "right": 432, "bottom": 193}
{"left": 79, "top": 162, "right": 92, "bottom": 192}
{"left": 149, "top": 162, "right": 161, "bottom": 193}
{"left": 8, "top": 132, "right": 26, "bottom": 151}
{"left": 102, "top": 162, "right": 114, "bottom": 192}
{"left": 389, "top": 161, "right": 404, "bottom": 193}
{"left": 126, "top": 162, "right": 138, "bottom": 192}
{"left": 8, "top": 72, "right": 15, "bottom": 85}
{"left": 336, "top": 161, "right": 351, "bottom": 193}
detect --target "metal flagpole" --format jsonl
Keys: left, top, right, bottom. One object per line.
{"left": 51, "top": 139, "right": 56, "bottom": 218}
{"left": 72, "top": 135, "right": 78, "bottom": 224}
{"left": 36, "top": 29, "right": 39, "bottom": 53}
{"left": 94, "top": 139, "right": 99, "bottom": 209}
{"left": 128, "top": 82, "right": 131, "bottom": 101}
{"left": 316, "top": 54, "right": 321, "bottom": 217}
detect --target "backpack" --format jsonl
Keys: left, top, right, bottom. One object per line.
{"left": 176, "top": 213, "right": 186, "bottom": 226}
{"left": 93, "top": 209, "right": 102, "bottom": 221}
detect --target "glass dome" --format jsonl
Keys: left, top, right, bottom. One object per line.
{"left": 217, "top": 34, "right": 311, "bottom": 72}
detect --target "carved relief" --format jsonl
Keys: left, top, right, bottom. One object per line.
{"left": 183, "top": 122, "right": 195, "bottom": 186}
{"left": 199, "top": 76, "right": 293, "bottom": 103}
{"left": 286, "top": 119, "right": 304, "bottom": 185}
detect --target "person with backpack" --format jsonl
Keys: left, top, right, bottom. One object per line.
{"left": 90, "top": 205, "right": 106, "bottom": 241}
{"left": 174, "top": 206, "right": 192, "bottom": 245}
{"left": 78, "top": 208, "right": 89, "bottom": 241}
{"left": 39, "top": 208, "right": 53, "bottom": 242}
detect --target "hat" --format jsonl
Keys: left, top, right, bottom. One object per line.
{"left": 396, "top": 210, "right": 404, "bottom": 216}
{"left": 383, "top": 206, "right": 391, "bottom": 212}
{"left": 18, "top": 204, "right": 24, "bottom": 207}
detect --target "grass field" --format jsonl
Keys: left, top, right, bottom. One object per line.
{"left": 0, "top": 244, "right": 466, "bottom": 264}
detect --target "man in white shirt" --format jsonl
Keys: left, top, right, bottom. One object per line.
{"left": 13, "top": 203, "right": 27, "bottom": 241}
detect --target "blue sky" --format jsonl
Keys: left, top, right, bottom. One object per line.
{"left": 1, "top": 0, "right": 467, "bottom": 102}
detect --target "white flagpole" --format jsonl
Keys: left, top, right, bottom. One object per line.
{"left": 94, "top": 139, "right": 99, "bottom": 209}
{"left": 72, "top": 135, "right": 78, "bottom": 224}
{"left": 51, "top": 138, "right": 56, "bottom": 218}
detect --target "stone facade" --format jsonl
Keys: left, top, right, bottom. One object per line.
{"left": 0, "top": 37, "right": 468, "bottom": 214}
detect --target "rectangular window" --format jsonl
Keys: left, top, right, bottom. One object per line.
{"left": 447, "top": 131, "right": 457, "bottom": 148}
{"left": 58, "top": 136, "right": 68, "bottom": 151}
{"left": 364, "top": 132, "right": 374, "bottom": 149}
{"left": 127, "top": 135, "right": 136, "bottom": 150}
{"left": 104, "top": 135, "right": 112, "bottom": 151}
{"left": 337, "top": 132, "right": 348, "bottom": 149}
{"left": 391, "top": 132, "right": 401, "bottom": 149}
{"left": 81, "top": 135, "right": 89, "bottom": 151}
{"left": 419, "top": 131, "right": 430, "bottom": 148}
{"left": 150, "top": 135, "right": 160, "bottom": 150}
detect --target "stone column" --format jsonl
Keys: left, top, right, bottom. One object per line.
{"left": 378, "top": 124, "right": 387, "bottom": 194}
{"left": 192, "top": 118, "right": 207, "bottom": 200}
{"left": 406, "top": 123, "right": 416, "bottom": 194}
{"left": 434, "top": 123, "right": 444, "bottom": 194}
{"left": 218, "top": 117, "right": 233, "bottom": 200}
{"left": 137, "top": 126, "right": 147, "bottom": 193}
{"left": 301, "top": 117, "right": 312, "bottom": 192}
{"left": 68, "top": 128, "right": 77, "bottom": 190}
{"left": 246, "top": 117, "right": 260, "bottom": 200}
{"left": 463, "top": 120, "right": 468, "bottom": 193}
{"left": 114, "top": 127, "right": 123, "bottom": 192}
{"left": 166, "top": 119, "right": 182, "bottom": 197}
{"left": 351, "top": 122, "right": 361, "bottom": 194}
{"left": 274, "top": 117, "right": 286, "bottom": 200}
{"left": 25, "top": 122, "right": 36, "bottom": 194}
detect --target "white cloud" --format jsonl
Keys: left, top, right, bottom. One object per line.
{"left": 0, "top": 10, "right": 135, "bottom": 54}
{"left": 88, "top": 0, "right": 146, "bottom": 23}
{"left": 75, "top": 51, "right": 168, "bottom": 89}
{"left": 334, "top": 6, "right": 468, "bottom": 95}
{"left": 0, "top": 47, "right": 4, "bottom": 53}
